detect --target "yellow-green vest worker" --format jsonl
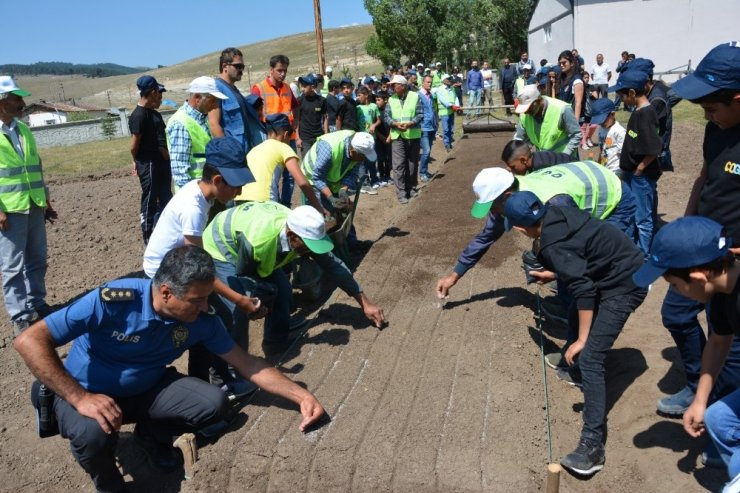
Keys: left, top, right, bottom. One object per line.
{"left": 301, "top": 130, "right": 375, "bottom": 198}
{"left": 0, "top": 120, "right": 46, "bottom": 212}
{"left": 388, "top": 89, "right": 422, "bottom": 140}
{"left": 518, "top": 161, "right": 623, "bottom": 220}
{"left": 203, "top": 201, "right": 298, "bottom": 279}
{"left": 520, "top": 96, "right": 571, "bottom": 152}
{"left": 166, "top": 105, "right": 211, "bottom": 183}
{"left": 436, "top": 85, "right": 457, "bottom": 117}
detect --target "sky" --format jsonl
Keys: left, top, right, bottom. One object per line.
{"left": 2, "top": 0, "right": 373, "bottom": 68}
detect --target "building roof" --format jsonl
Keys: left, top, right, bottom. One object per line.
{"left": 23, "top": 101, "right": 108, "bottom": 115}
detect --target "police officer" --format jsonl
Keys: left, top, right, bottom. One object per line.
{"left": 202, "top": 202, "right": 385, "bottom": 359}
{"left": 13, "top": 246, "right": 324, "bottom": 493}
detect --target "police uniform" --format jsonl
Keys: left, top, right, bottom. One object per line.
{"left": 39, "top": 278, "right": 234, "bottom": 492}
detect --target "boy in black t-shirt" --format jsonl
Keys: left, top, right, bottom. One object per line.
{"left": 610, "top": 69, "right": 662, "bottom": 256}
{"left": 128, "top": 75, "right": 171, "bottom": 244}
{"left": 336, "top": 79, "right": 359, "bottom": 131}
{"left": 634, "top": 217, "right": 740, "bottom": 488}
{"left": 653, "top": 42, "right": 740, "bottom": 428}
{"left": 374, "top": 91, "right": 392, "bottom": 185}
{"left": 326, "top": 80, "right": 341, "bottom": 131}
{"left": 294, "top": 74, "right": 328, "bottom": 156}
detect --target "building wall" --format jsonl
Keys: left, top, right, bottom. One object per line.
{"left": 32, "top": 109, "right": 176, "bottom": 149}
{"left": 29, "top": 112, "right": 67, "bottom": 127}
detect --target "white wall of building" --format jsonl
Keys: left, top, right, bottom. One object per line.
{"left": 529, "top": 0, "right": 740, "bottom": 81}
{"left": 28, "top": 112, "right": 67, "bottom": 127}
{"left": 528, "top": 0, "right": 574, "bottom": 66}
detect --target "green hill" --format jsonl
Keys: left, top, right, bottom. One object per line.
{"left": 1, "top": 62, "right": 150, "bottom": 78}
{"left": 15, "top": 25, "right": 380, "bottom": 109}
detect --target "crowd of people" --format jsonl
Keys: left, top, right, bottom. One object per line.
{"left": 0, "top": 39, "right": 739, "bottom": 491}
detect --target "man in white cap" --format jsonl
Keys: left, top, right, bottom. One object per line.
{"left": 0, "top": 76, "right": 58, "bottom": 335}
{"left": 166, "top": 76, "right": 228, "bottom": 189}
{"left": 202, "top": 202, "right": 386, "bottom": 357}
{"left": 383, "top": 75, "right": 423, "bottom": 204}
{"left": 512, "top": 84, "right": 581, "bottom": 156}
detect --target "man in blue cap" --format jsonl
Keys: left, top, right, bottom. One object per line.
{"left": 609, "top": 68, "right": 663, "bottom": 256}
{"left": 633, "top": 217, "right": 740, "bottom": 487}
{"left": 14, "top": 245, "right": 325, "bottom": 492}
{"left": 651, "top": 42, "right": 740, "bottom": 433}
{"left": 129, "top": 75, "right": 171, "bottom": 244}
{"left": 505, "top": 191, "right": 646, "bottom": 477}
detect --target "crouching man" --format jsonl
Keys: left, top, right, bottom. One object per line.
{"left": 13, "top": 245, "right": 324, "bottom": 493}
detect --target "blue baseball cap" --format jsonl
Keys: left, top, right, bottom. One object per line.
{"left": 589, "top": 98, "right": 616, "bottom": 125}
{"left": 407, "top": 69, "right": 417, "bottom": 76}
{"left": 205, "top": 137, "right": 254, "bottom": 187}
{"left": 504, "top": 191, "right": 548, "bottom": 229}
{"left": 608, "top": 69, "right": 648, "bottom": 93}
{"left": 340, "top": 77, "right": 354, "bottom": 86}
{"left": 136, "top": 75, "right": 166, "bottom": 96}
{"left": 672, "top": 41, "right": 740, "bottom": 100}
{"left": 265, "top": 113, "right": 292, "bottom": 130}
{"left": 627, "top": 58, "right": 655, "bottom": 77}
{"left": 298, "top": 74, "right": 317, "bottom": 86}
{"left": 633, "top": 216, "right": 731, "bottom": 287}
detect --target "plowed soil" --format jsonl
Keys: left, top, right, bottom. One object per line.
{"left": 0, "top": 122, "right": 727, "bottom": 492}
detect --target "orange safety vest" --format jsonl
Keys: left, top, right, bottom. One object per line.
{"left": 255, "top": 78, "right": 296, "bottom": 140}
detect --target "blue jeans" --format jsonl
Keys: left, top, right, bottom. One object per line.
{"left": 0, "top": 204, "right": 47, "bottom": 321}
{"left": 441, "top": 114, "right": 455, "bottom": 149}
{"left": 705, "top": 388, "right": 740, "bottom": 478}
{"left": 605, "top": 180, "right": 636, "bottom": 240}
{"left": 577, "top": 289, "right": 647, "bottom": 445}
{"left": 625, "top": 173, "right": 656, "bottom": 256}
{"left": 466, "top": 89, "right": 481, "bottom": 116}
{"left": 280, "top": 141, "right": 298, "bottom": 207}
{"left": 661, "top": 287, "right": 740, "bottom": 398}
{"left": 419, "top": 130, "right": 436, "bottom": 176}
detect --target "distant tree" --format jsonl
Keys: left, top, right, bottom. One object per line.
{"left": 100, "top": 115, "right": 117, "bottom": 140}
{"left": 67, "top": 112, "right": 92, "bottom": 122}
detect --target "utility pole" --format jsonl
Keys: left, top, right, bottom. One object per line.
{"left": 352, "top": 45, "right": 358, "bottom": 80}
{"left": 106, "top": 90, "right": 112, "bottom": 108}
{"left": 313, "top": 0, "right": 326, "bottom": 74}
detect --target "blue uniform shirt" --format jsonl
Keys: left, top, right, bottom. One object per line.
{"left": 45, "top": 278, "right": 235, "bottom": 398}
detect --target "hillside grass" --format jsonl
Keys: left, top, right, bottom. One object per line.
{"left": 42, "top": 137, "right": 130, "bottom": 176}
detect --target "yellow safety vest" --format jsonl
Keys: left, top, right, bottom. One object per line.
{"left": 166, "top": 105, "right": 210, "bottom": 179}
{"left": 0, "top": 121, "right": 46, "bottom": 212}
{"left": 389, "top": 91, "right": 422, "bottom": 140}
{"left": 520, "top": 97, "right": 570, "bottom": 152}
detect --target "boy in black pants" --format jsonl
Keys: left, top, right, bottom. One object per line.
{"left": 610, "top": 69, "right": 662, "bottom": 257}
{"left": 373, "top": 90, "right": 393, "bottom": 185}
{"left": 505, "top": 191, "right": 647, "bottom": 476}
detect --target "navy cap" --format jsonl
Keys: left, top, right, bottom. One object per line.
{"left": 299, "top": 74, "right": 317, "bottom": 86}
{"left": 362, "top": 76, "right": 374, "bottom": 85}
{"left": 136, "top": 75, "right": 166, "bottom": 95}
{"left": 672, "top": 41, "right": 740, "bottom": 100}
{"left": 608, "top": 69, "right": 648, "bottom": 93}
{"left": 627, "top": 58, "right": 655, "bottom": 77}
{"left": 589, "top": 98, "right": 616, "bottom": 125}
{"left": 205, "top": 137, "right": 254, "bottom": 187}
{"left": 407, "top": 69, "right": 417, "bottom": 76}
{"left": 380, "top": 75, "right": 390, "bottom": 83}
{"left": 265, "top": 113, "right": 292, "bottom": 130}
{"left": 504, "top": 191, "right": 548, "bottom": 230}
{"left": 633, "top": 217, "right": 731, "bottom": 287}
{"left": 340, "top": 77, "right": 354, "bottom": 86}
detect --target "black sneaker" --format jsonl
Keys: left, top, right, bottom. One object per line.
{"left": 561, "top": 440, "right": 605, "bottom": 475}
{"left": 133, "top": 426, "right": 181, "bottom": 473}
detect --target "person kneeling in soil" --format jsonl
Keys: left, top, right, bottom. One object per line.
{"left": 504, "top": 191, "right": 647, "bottom": 476}
{"left": 202, "top": 202, "right": 386, "bottom": 358}
{"left": 633, "top": 217, "right": 740, "bottom": 491}
{"left": 13, "top": 245, "right": 325, "bottom": 493}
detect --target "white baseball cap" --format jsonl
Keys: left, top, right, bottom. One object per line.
{"left": 286, "top": 206, "right": 334, "bottom": 254}
{"left": 326, "top": 66, "right": 333, "bottom": 73}
{"left": 350, "top": 132, "right": 377, "bottom": 162}
{"left": 188, "top": 76, "right": 228, "bottom": 100}
{"left": 515, "top": 85, "right": 542, "bottom": 114}
{"left": 389, "top": 74, "right": 408, "bottom": 86}
{"left": 0, "top": 76, "right": 30, "bottom": 97}
{"left": 470, "top": 167, "right": 515, "bottom": 218}
{"left": 522, "top": 64, "right": 532, "bottom": 71}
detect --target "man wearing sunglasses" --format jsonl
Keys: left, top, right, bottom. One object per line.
{"left": 208, "top": 47, "right": 265, "bottom": 156}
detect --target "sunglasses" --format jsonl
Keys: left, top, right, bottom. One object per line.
{"left": 228, "top": 63, "right": 245, "bottom": 70}
{"left": 559, "top": 61, "right": 568, "bottom": 66}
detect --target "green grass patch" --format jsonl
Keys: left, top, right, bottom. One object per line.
{"left": 41, "top": 137, "right": 130, "bottom": 176}
{"left": 615, "top": 99, "right": 705, "bottom": 129}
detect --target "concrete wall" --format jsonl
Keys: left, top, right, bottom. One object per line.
{"left": 32, "top": 109, "right": 176, "bottom": 149}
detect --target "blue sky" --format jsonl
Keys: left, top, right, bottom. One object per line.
{"left": 3, "top": 0, "right": 372, "bottom": 67}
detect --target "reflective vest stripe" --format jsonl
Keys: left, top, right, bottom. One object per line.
{"left": 211, "top": 206, "right": 239, "bottom": 263}
{"left": 301, "top": 130, "right": 355, "bottom": 193}
{"left": 166, "top": 107, "right": 210, "bottom": 179}
{"left": 559, "top": 161, "right": 615, "bottom": 219}
{"left": 257, "top": 80, "right": 295, "bottom": 139}
{"left": 389, "top": 91, "right": 422, "bottom": 140}
{"left": 0, "top": 164, "right": 41, "bottom": 177}
{"left": 0, "top": 181, "right": 45, "bottom": 193}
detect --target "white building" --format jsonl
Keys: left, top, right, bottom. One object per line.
{"left": 528, "top": 0, "right": 740, "bottom": 80}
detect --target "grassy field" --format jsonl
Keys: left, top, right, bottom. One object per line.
{"left": 615, "top": 99, "right": 705, "bottom": 128}
{"left": 42, "top": 137, "right": 130, "bottom": 176}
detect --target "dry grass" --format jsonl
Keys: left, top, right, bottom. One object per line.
{"left": 41, "top": 137, "right": 130, "bottom": 176}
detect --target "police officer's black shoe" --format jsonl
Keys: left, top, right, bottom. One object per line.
{"left": 133, "top": 426, "right": 181, "bottom": 473}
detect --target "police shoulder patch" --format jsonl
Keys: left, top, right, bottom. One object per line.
{"left": 207, "top": 305, "right": 217, "bottom": 316}
{"left": 100, "top": 287, "right": 135, "bottom": 302}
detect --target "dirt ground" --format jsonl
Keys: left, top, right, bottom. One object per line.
{"left": 0, "top": 120, "right": 728, "bottom": 492}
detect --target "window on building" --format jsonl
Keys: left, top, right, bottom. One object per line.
{"left": 544, "top": 24, "right": 552, "bottom": 43}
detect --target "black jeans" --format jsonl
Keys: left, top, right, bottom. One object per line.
{"left": 42, "top": 368, "right": 227, "bottom": 492}
{"left": 570, "top": 289, "right": 647, "bottom": 446}
{"left": 135, "top": 159, "right": 172, "bottom": 243}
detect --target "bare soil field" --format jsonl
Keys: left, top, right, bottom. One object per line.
{"left": 0, "top": 121, "right": 728, "bottom": 492}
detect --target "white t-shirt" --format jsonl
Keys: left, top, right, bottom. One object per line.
{"left": 143, "top": 179, "right": 212, "bottom": 277}
{"left": 481, "top": 69, "right": 493, "bottom": 89}
{"left": 591, "top": 63, "right": 611, "bottom": 84}
{"left": 600, "top": 121, "right": 626, "bottom": 173}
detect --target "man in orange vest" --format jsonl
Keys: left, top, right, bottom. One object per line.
{"left": 251, "top": 54, "right": 299, "bottom": 207}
